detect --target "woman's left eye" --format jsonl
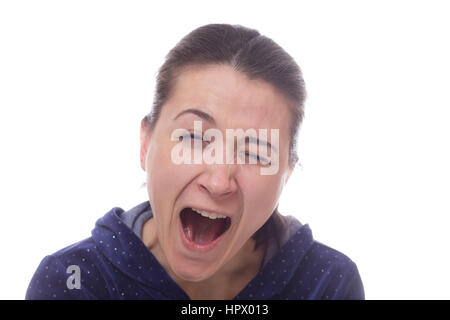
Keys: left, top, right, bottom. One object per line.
{"left": 243, "top": 152, "right": 270, "bottom": 166}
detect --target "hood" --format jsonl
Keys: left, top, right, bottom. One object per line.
{"left": 91, "top": 201, "right": 315, "bottom": 299}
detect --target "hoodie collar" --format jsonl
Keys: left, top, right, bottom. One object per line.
{"left": 92, "top": 204, "right": 314, "bottom": 299}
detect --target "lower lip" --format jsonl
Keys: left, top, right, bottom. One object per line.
{"left": 178, "top": 215, "right": 230, "bottom": 253}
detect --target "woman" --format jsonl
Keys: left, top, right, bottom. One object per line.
{"left": 26, "top": 24, "right": 364, "bottom": 300}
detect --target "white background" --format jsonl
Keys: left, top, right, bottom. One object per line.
{"left": 1, "top": 0, "right": 449, "bottom": 300}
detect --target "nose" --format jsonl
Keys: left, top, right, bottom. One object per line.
{"left": 197, "top": 163, "right": 238, "bottom": 199}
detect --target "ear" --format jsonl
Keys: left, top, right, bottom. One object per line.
{"left": 140, "top": 117, "right": 152, "bottom": 171}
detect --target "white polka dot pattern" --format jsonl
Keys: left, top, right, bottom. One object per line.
{"left": 25, "top": 205, "right": 364, "bottom": 300}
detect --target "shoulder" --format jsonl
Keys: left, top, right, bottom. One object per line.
{"left": 306, "top": 240, "right": 359, "bottom": 273}
{"left": 294, "top": 239, "right": 365, "bottom": 299}
{"left": 26, "top": 238, "right": 110, "bottom": 300}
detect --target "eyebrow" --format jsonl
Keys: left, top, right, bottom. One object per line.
{"left": 174, "top": 108, "right": 277, "bottom": 152}
{"left": 174, "top": 108, "right": 216, "bottom": 125}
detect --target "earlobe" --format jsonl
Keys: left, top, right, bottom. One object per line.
{"left": 140, "top": 152, "right": 147, "bottom": 171}
{"left": 140, "top": 145, "right": 147, "bottom": 172}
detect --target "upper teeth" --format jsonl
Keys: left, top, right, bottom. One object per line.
{"left": 191, "top": 208, "right": 227, "bottom": 220}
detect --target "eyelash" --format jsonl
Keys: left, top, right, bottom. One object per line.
{"left": 178, "top": 133, "right": 271, "bottom": 166}
{"left": 179, "top": 133, "right": 204, "bottom": 143}
{"left": 244, "top": 152, "right": 270, "bottom": 165}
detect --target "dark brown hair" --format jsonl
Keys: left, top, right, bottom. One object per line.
{"left": 143, "top": 24, "right": 306, "bottom": 250}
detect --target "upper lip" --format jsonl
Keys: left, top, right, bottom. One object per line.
{"left": 181, "top": 206, "right": 234, "bottom": 219}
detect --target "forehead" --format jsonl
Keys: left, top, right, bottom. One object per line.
{"left": 163, "top": 64, "right": 292, "bottom": 132}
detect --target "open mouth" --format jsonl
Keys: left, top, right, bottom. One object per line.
{"left": 180, "top": 208, "right": 232, "bottom": 245}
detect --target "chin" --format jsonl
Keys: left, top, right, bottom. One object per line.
{"left": 170, "top": 258, "right": 218, "bottom": 282}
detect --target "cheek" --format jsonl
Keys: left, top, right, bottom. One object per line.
{"left": 146, "top": 143, "right": 172, "bottom": 202}
{"left": 240, "top": 174, "right": 284, "bottom": 229}
{"left": 146, "top": 140, "right": 201, "bottom": 215}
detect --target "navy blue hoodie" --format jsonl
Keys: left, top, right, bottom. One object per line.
{"left": 26, "top": 201, "right": 364, "bottom": 300}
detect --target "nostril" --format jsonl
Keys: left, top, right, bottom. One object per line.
{"left": 200, "top": 184, "right": 234, "bottom": 198}
{"left": 198, "top": 184, "right": 209, "bottom": 193}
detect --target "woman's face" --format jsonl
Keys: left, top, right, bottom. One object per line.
{"left": 140, "top": 64, "right": 294, "bottom": 282}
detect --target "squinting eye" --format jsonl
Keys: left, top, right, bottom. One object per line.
{"left": 179, "top": 133, "right": 206, "bottom": 143}
{"left": 244, "top": 152, "right": 271, "bottom": 166}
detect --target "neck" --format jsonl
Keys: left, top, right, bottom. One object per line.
{"left": 176, "top": 237, "right": 266, "bottom": 300}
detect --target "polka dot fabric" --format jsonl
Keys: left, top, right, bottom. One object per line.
{"left": 26, "top": 205, "right": 364, "bottom": 300}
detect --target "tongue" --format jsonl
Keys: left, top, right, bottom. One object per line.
{"left": 182, "top": 209, "right": 227, "bottom": 245}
